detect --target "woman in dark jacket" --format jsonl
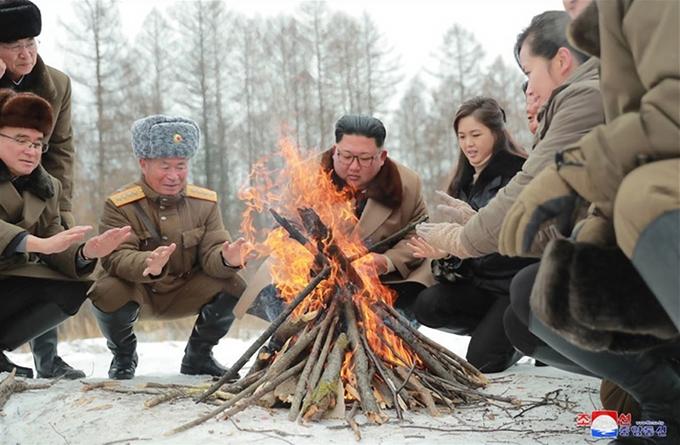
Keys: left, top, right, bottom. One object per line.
{"left": 408, "top": 97, "right": 536, "bottom": 373}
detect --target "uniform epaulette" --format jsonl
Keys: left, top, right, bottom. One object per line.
{"left": 187, "top": 184, "right": 217, "bottom": 202}
{"left": 109, "top": 186, "right": 145, "bottom": 207}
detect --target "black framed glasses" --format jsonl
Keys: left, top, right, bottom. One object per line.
{"left": 0, "top": 132, "right": 49, "bottom": 153}
{"left": 335, "top": 150, "right": 381, "bottom": 168}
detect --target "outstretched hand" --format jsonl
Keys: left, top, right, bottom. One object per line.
{"left": 82, "top": 226, "right": 132, "bottom": 259}
{"left": 435, "top": 191, "right": 477, "bottom": 224}
{"left": 406, "top": 236, "right": 449, "bottom": 260}
{"left": 27, "top": 226, "right": 92, "bottom": 255}
{"left": 221, "top": 237, "right": 256, "bottom": 268}
{"left": 143, "top": 243, "right": 176, "bottom": 277}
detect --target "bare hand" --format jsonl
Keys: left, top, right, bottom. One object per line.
{"left": 27, "top": 226, "right": 92, "bottom": 255}
{"left": 355, "top": 252, "right": 389, "bottom": 276}
{"left": 0, "top": 58, "right": 6, "bottom": 79}
{"left": 221, "top": 237, "right": 256, "bottom": 268}
{"left": 406, "top": 236, "right": 449, "bottom": 260}
{"left": 82, "top": 226, "right": 132, "bottom": 259}
{"left": 143, "top": 243, "right": 176, "bottom": 277}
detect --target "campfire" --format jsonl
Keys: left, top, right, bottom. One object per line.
{"left": 166, "top": 139, "right": 519, "bottom": 438}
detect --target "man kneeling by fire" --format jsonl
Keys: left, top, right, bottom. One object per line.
{"left": 236, "top": 114, "right": 435, "bottom": 325}
{"left": 88, "top": 115, "right": 254, "bottom": 380}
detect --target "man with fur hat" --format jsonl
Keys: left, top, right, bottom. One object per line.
{"left": 499, "top": 1, "right": 679, "bottom": 443}
{"left": 88, "top": 115, "right": 252, "bottom": 380}
{"left": 0, "top": 0, "right": 82, "bottom": 379}
{"left": 238, "top": 114, "right": 434, "bottom": 323}
{"left": 0, "top": 89, "right": 130, "bottom": 378}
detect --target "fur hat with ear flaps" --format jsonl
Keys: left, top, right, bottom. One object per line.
{"left": 0, "top": 89, "right": 54, "bottom": 135}
{"left": 0, "top": 0, "right": 41, "bottom": 43}
{"left": 131, "top": 115, "right": 200, "bottom": 159}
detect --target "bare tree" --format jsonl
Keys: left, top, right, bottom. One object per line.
{"left": 60, "top": 0, "right": 138, "bottom": 223}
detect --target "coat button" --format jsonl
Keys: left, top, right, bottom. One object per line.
{"left": 151, "top": 289, "right": 157, "bottom": 293}
{"left": 160, "top": 216, "right": 167, "bottom": 221}
{"left": 160, "top": 206, "right": 166, "bottom": 210}
{"left": 161, "top": 198, "right": 168, "bottom": 202}
{"left": 162, "top": 236, "right": 168, "bottom": 241}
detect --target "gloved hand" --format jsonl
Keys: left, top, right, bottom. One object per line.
{"left": 60, "top": 211, "right": 76, "bottom": 230}
{"left": 416, "top": 222, "right": 471, "bottom": 259}
{"left": 499, "top": 164, "right": 584, "bottom": 256}
{"left": 434, "top": 190, "right": 476, "bottom": 224}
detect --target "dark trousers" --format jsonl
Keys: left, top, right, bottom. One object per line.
{"left": 1, "top": 276, "right": 89, "bottom": 325}
{"left": 414, "top": 280, "right": 517, "bottom": 373}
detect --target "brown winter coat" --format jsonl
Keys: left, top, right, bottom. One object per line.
{"left": 88, "top": 177, "right": 246, "bottom": 317}
{"left": 234, "top": 151, "right": 435, "bottom": 318}
{"left": 567, "top": 0, "right": 680, "bottom": 255}
{"left": 0, "top": 56, "right": 75, "bottom": 215}
{"left": 0, "top": 160, "right": 93, "bottom": 280}
{"left": 459, "top": 57, "right": 604, "bottom": 258}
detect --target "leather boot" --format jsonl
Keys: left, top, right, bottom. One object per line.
{"left": 533, "top": 318, "right": 680, "bottom": 445}
{"left": 0, "top": 302, "right": 76, "bottom": 379}
{"left": 93, "top": 302, "right": 139, "bottom": 380}
{"left": 0, "top": 352, "right": 33, "bottom": 378}
{"left": 30, "top": 328, "right": 85, "bottom": 379}
{"left": 180, "top": 293, "right": 238, "bottom": 377}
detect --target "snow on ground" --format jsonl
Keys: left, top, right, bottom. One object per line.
{"left": 1, "top": 328, "right": 604, "bottom": 445}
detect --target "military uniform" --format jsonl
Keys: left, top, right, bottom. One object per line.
{"left": 89, "top": 177, "right": 246, "bottom": 319}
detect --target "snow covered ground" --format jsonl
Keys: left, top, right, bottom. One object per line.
{"left": 1, "top": 328, "right": 605, "bottom": 445}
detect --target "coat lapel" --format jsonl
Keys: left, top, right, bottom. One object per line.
{"left": 17, "top": 191, "right": 47, "bottom": 230}
{"left": 0, "top": 182, "right": 24, "bottom": 223}
{"left": 355, "top": 198, "right": 391, "bottom": 241}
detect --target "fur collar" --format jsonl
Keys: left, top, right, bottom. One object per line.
{"left": 568, "top": 1, "right": 600, "bottom": 58}
{"left": 0, "top": 56, "right": 58, "bottom": 103}
{"left": 320, "top": 148, "right": 403, "bottom": 209}
{"left": 0, "top": 160, "right": 55, "bottom": 200}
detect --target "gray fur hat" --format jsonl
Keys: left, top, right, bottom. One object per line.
{"left": 131, "top": 115, "right": 200, "bottom": 159}
{"left": 0, "top": 0, "right": 41, "bottom": 43}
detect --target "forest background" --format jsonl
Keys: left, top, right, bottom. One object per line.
{"left": 26, "top": 0, "right": 562, "bottom": 340}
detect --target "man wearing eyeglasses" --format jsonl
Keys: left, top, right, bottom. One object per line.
{"left": 0, "top": 90, "right": 131, "bottom": 378}
{"left": 236, "top": 115, "right": 434, "bottom": 323}
{"left": 0, "top": 0, "right": 82, "bottom": 380}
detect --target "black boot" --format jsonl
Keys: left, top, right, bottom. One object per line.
{"left": 181, "top": 293, "right": 238, "bottom": 377}
{"left": 30, "top": 328, "right": 85, "bottom": 379}
{"left": 0, "top": 302, "right": 76, "bottom": 378}
{"left": 0, "top": 352, "right": 33, "bottom": 378}
{"left": 533, "top": 318, "right": 680, "bottom": 445}
{"left": 93, "top": 302, "right": 139, "bottom": 380}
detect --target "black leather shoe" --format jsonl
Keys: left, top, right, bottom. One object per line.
{"left": 0, "top": 352, "right": 33, "bottom": 378}
{"left": 109, "top": 352, "right": 138, "bottom": 380}
{"left": 37, "top": 356, "right": 86, "bottom": 379}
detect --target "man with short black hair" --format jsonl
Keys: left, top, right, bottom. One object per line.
{"left": 237, "top": 114, "right": 434, "bottom": 322}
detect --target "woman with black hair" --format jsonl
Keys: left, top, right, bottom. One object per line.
{"left": 408, "top": 97, "right": 536, "bottom": 373}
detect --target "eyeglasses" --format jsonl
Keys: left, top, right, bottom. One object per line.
{"left": 0, "top": 39, "right": 38, "bottom": 55}
{"left": 335, "top": 150, "right": 381, "bottom": 168}
{"left": 0, "top": 132, "right": 49, "bottom": 153}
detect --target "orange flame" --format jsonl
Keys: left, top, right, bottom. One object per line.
{"left": 239, "top": 137, "right": 419, "bottom": 384}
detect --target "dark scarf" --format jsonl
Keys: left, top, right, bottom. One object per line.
{"left": 0, "top": 159, "right": 54, "bottom": 200}
{"left": 319, "top": 148, "right": 403, "bottom": 210}
{"left": 0, "top": 56, "right": 59, "bottom": 103}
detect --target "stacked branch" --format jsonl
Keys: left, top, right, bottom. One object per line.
{"left": 173, "top": 208, "right": 514, "bottom": 437}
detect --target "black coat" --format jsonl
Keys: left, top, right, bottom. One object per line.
{"left": 436, "top": 150, "right": 538, "bottom": 294}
